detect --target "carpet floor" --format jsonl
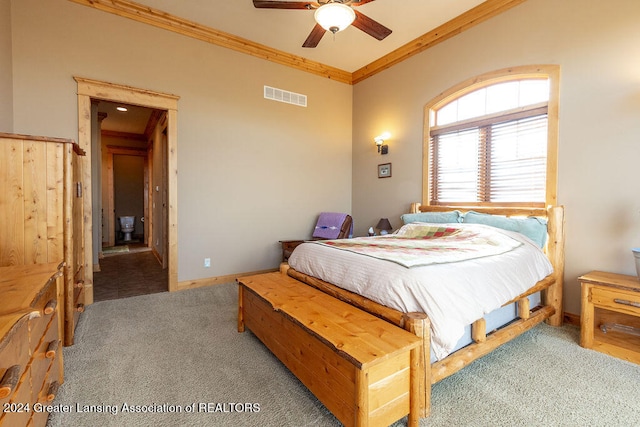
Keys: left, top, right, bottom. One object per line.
{"left": 48, "top": 282, "right": 640, "bottom": 427}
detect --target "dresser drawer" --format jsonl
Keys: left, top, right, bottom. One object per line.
{"left": 35, "top": 373, "right": 59, "bottom": 406}
{"left": 27, "top": 279, "right": 58, "bottom": 356}
{"left": 28, "top": 342, "right": 61, "bottom": 427}
{"left": 0, "top": 367, "right": 32, "bottom": 427}
{"left": 591, "top": 286, "right": 640, "bottom": 317}
{"left": 29, "top": 407, "right": 49, "bottom": 427}
{"left": 0, "top": 314, "right": 30, "bottom": 407}
{"left": 29, "top": 313, "right": 59, "bottom": 406}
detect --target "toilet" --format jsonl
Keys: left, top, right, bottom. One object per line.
{"left": 119, "top": 216, "right": 135, "bottom": 242}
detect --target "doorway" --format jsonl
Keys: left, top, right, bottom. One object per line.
{"left": 103, "top": 144, "right": 149, "bottom": 248}
{"left": 75, "top": 77, "right": 180, "bottom": 303}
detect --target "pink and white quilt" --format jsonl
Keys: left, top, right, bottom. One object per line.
{"left": 315, "top": 223, "right": 522, "bottom": 268}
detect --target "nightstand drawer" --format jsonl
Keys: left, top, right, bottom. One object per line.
{"left": 591, "top": 287, "right": 640, "bottom": 317}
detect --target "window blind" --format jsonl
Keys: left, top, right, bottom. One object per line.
{"left": 430, "top": 110, "right": 548, "bottom": 205}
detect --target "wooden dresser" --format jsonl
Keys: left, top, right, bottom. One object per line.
{"left": 0, "top": 263, "right": 64, "bottom": 427}
{"left": 0, "top": 133, "right": 86, "bottom": 346}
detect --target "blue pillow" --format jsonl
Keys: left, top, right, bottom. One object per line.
{"left": 462, "top": 211, "right": 548, "bottom": 248}
{"left": 400, "top": 210, "right": 462, "bottom": 225}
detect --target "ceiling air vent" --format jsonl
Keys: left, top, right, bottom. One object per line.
{"left": 264, "top": 86, "right": 307, "bottom": 107}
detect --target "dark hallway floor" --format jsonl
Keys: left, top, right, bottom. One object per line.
{"left": 93, "top": 249, "right": 167, "bottom": 302}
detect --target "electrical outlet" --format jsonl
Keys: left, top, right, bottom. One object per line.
{"left": 204, "top": 258, "right": 211, "bottom": 268}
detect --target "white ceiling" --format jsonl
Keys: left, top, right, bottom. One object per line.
{"left": 133, "top": 0, "right": 486, "bottom": 73}
{"left": 95, "top": 0, "right": 491, "bottom": 134}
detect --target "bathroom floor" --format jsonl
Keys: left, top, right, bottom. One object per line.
{"left": 93, "top": 247, "right": 167, "bottom": 302}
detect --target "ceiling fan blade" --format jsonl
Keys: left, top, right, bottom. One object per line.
{"left": 352, "top": 10, "right": 392, "bottom": 40}
{"left": 350, "top": 0, "right": 377, "bottom": 6}
{"left": 302, "top": 23, "right": 326, "bottom": 48}
{"left": 252, "top": 1, "right": 318, "bottom": 9}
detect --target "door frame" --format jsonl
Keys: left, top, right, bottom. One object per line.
{"left": 75, "top": 76, "right": 180, "bottom": 302}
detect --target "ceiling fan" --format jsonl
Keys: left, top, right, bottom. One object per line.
{"left": 253, "top": 0, "right": 392, "bottom": 48}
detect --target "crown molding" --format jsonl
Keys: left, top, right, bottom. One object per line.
{"left": 68, "top": 0, "right": 526, "bottom": 85}
{"left": 352, "top": 0, "right": 527, "bottom": 84}
{"left": 67, "top": 0, "right": 352, "bottom": 84}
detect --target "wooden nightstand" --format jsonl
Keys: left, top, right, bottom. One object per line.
{"left": 279, "top": 240, "right": 305, "bottom": 262}
{"left": 579, "top": 271, "right": 640, "bottom": 364}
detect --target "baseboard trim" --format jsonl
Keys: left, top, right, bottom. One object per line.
{"left": 564, "top": 312, "right": 580, "bottom": 327}
{"left": 177, "top": 268, "right": 278, "bottom": 291}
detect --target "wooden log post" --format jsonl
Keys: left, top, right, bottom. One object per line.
{"left": 545, "top": 205, "right": 565, "bottom": 326}
{"left": 408, "top": 346, "right": 421, "bottom": 427}
{"left": 518, "top": 297, "right": 531, "bottom": 320}
{"left": 471, "top": 318, "right": 487, "bottom": 343}
{"left": 279, "top": 262, "right": 290, "bottom": 275}
{"left": 403, "top": 312, "right": 430, "bottom": 418}
{"left": 580, "top": 282, "right": 594, "bottom": 348}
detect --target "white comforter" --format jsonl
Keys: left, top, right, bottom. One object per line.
{"left": 288, "top": 223, "right": 553, "bottom": 361}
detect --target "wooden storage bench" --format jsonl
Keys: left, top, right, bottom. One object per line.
{"left": 238, "top": 272, "right": 421, "bottom": 427}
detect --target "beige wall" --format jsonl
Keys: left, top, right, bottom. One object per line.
{"left": 0, "top": 0, "right": 13, "bottom": 132}
{"left": 10, "top": 0, "right": 352, "bottom": 282}
{"left": 352, "top": 0, "right": 640, "bottom": 315}
{"left": 9, "top": 0, "right": 640, "bottom": 315}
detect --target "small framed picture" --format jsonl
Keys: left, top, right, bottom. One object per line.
{"left": 378, "top": 163, "right": 391, "bottom": 178}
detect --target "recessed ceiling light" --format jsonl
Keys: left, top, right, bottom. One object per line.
{"left": 116, "top": 106, "right": 128, "bottom": 112}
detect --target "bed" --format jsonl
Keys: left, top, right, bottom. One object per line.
{"left": 280, "top": 203, "right": 565, "bottom": 418}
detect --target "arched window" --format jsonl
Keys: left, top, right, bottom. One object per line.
{"left": 424, "top": 65, "right": 560, "bottom": 208}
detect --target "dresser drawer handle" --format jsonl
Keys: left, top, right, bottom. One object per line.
{"left": 76, "top": 303, "right": 85, "bottom": 313}
{"left": 613, "top": 298, "right": 640, "bottom": 308}
{"left": 46, "top": 340, "right": 59, "bottom": 359}
{"left": 44, "top": 299, "right": 57, "bottom": 315}
{"left": 0, "top": 365, "right": 21, "bottom": 399}
{"left": 46, "top": 381, "right": 60, "bottom": 401}
{"left": 75, "top": 280, "right": 84, "bottom": 289}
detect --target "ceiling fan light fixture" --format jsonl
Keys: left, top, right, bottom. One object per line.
{"left": 314, "top": 3, "right": 356, "bottom": 34}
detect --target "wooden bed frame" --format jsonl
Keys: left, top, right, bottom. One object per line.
{"left": 279, "top": 203, "right": 565, "bottom": 418}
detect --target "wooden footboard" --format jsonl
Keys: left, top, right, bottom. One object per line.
{"left": 281, "top": 205, "right": 565, "bottom": 418}
{"left": 286, "top": 266, "right": 559, "bottom": 417}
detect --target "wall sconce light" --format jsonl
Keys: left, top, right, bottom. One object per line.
{"left": 374, "top": 132, "right": 390, "bottom": 155}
